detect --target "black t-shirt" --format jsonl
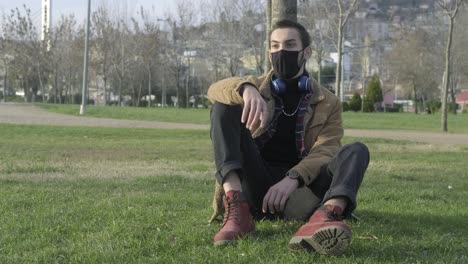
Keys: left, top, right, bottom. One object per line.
{"left": 260, "top": 79, "right": 302, "bottom": 168}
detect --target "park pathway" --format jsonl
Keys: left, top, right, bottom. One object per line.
{"left": 1, "top": 103, "right": 467, "bottom": 146}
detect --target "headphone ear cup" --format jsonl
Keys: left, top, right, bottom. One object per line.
{"left": 297, "top": 75, "right": 310, "bottom": 93}
{"left": 272, "top": 79, "right": 286, "bottom": 95}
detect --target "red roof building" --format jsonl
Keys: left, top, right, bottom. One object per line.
{"left": 456, "top": 90, "right": 468, "bottom": 105}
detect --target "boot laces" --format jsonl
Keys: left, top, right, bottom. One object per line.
{"left": 325, "top": 207, "right": 344, "bottom": 222}
{"left": 222, "top": 195, "right": 240, "bottom": 227}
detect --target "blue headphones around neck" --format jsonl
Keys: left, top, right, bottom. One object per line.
{"left": 271, "top": 74, "right": 311, "bottom": 96}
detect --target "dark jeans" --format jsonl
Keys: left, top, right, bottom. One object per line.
{"left": 210, "top": 102, "right": 370, "bottom": 220}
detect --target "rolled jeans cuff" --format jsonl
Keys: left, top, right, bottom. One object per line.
{"left": 215, "top": 161, "right": 242, "bottom": 185}
{"left": 323, "top": 186, "right": 357, "bottom": 218}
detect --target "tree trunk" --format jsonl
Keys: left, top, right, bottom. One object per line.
{"left": 68, "top": 80, "right": 72, "bottom": 104}
{"left": 137, "top": 82, "right": 142, "bottom": 107}
{"left": 264, "top": 0, "right": 272, "bottom": 74}
{"left": 54, "top": 67, "right": 58, "bottom": 104}
{"left": 103, "top": 76, "right": 107, "bottom": 105}
{"left": 272, "top": 0, "right": 297, "bottom": 23}
{"left": 422, "top": 95, "right": 426, "bottom": 114}
{"left": 162, "top": 72, "right": 166, "bottom": 107}
{"left": 333, "top": 0, "right": 358, "bottom": 101}
{"left": 119, "top": 77, "right": 122, "bottom": 107}
{"left": 3, "top": 66, "right": 7, "bottom": 102}
{"left": 441, "top": 17, "right": 454, "bottom": 132}
{"left": 413, "top": 80, "right": 418, "bottom": 115}
{"left": 267, "top": 0, "right": 298, "bottom": 76}
{"left": 335, "top": 25, "right": 343, "bottom": 100}
{"left": 37, "top": 68, "right": 46, "bottom": 103}
{"left": 361, "top": 77, "right": 366, "bottom": 112}
{"left": 186, "top": 59, "right": 190, "bottom": 108}
{"left": 317, "top": 52, "right": 322, "bottom": 87}
{"left": 148, "top": 65, "right": 152, "bottom": 108}
{"left": 450, "top": 77, "right": 457, "bottom": 115}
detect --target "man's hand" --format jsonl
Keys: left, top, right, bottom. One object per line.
{"left": 241, "top": 84, "right": 269, "bottom": 130}
{"left": 262, "top": 176, "right": 299, "bottom": 214}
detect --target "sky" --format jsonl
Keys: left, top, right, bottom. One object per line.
{"left": 0, "top": 0, "right": 196, "bottom": 28}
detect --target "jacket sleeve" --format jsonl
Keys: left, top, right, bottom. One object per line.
{"left": 207, "top": 76, "right": 259, "bottom": 105}
{"left": 292, "top": 99, "right": 344, "bottom": 186}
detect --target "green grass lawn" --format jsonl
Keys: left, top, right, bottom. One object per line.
{"left": 36, "top": 103, "right": 211, "bottom": 125}
{"left": 0, "top": 123, "right": 467, "bottom": 263}
{"left": 36, "top": 103, "right": 468, "bottom": 133}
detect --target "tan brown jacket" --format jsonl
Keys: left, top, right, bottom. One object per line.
{"left": 208, "top": 70, "right": 344, "bottom": 186}
{"left": 207, "top": 70, "right": 343, "bottom": 222}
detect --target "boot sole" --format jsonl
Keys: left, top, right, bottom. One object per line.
{"left": 288, "top": 226, "right": 351, "bottom": 256}
{"left": 213, "top": 230, "right": 255, "bottom": 247}
{"left": 214, "top": 239, "right": 236, "bottom": 247}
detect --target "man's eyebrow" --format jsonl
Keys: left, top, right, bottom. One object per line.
{"left": 271, "top": 39, "right": 297, "bottom": 43}
{"left": 285, "top": 39, "right": 297, "bottom": 43}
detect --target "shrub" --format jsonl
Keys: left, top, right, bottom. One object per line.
{"left": 363, "top": 100, "right": 374, "bottom": 112}
{"left": 342, "top": 102, "right": 350, "bottom": 112}
{"left": 349, "top": 92, "right": 362, "bottom": 112}
{"left": 365, "top": 75, "right": 383, "bottom": 112}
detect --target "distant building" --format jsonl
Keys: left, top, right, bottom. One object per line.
{"left": 456, "top": 90, "right": 468, "bottom": 112}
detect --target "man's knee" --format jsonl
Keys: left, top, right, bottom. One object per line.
{"left": 211, "top": 102, "right": 242, "bottom": 122}
{"left": 342, "top": 142, "right": 369, "bottom": 158}
{"left": 346, "top": 142, "right": 369, "bottom": 154}
{"left": 283, "top": 187, "right": 322, "bottom": 221}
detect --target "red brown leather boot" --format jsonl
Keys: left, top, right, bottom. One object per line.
{"left": 213, "top": 190, "right": 255, "bottom": 246}
{"left": 288, "top": 204, "right": 351, "bottom": 256}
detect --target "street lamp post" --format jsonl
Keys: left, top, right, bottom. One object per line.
{"left": 80, "top": 0, "right": 91, "bottom": 115}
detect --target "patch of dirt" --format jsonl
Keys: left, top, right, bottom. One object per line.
{"left": 1, "top": 103, "right": 467, "bottom": 146}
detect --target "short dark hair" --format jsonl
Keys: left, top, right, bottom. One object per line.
{"left": 270, "top": 19, "right": 311, "bottom": 48}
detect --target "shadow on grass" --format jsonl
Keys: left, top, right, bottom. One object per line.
{"left": 207, "top": 207, "right": 466, "bottom": 263}
{"left": 349, "top": 209, "right": 467, "bottom": 262}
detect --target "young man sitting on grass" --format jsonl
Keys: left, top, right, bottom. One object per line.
{"left": 208, "top": 19, "right": 369, "bottom": 256}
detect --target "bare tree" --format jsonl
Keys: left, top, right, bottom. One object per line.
{"left": 165, "top": 0, "right": 197, "bottom": 108}
{"left": 264, "top": 0, "right": 272, "bottom": 74}
{"left": 301, "top": 1, "right": 358, "bottom": 99}
{"left": 131, "top": 6, "right": 161, "bottom": 107}
{"left": 237, "top": 0, "right": 266, "bottom": 76}
{"left": 437, "top": 0, "right": 465, "bottom": 132}
{"left": 333, "top": 0, "right": 359, "bottom": 101}
{"left": 451, "top": 7, "right": 468, "bottom": 113}
{"left": 49, "top": 15, "right": 83, "bottom": 104}
{"left": 91, "top": 6, "right": 116, "bottom": 105}
{"left": 386, "top": 29, "right": 441, "bottom": 114}
{"left": 110, "top": 19, "right": 132, "bottom": 106}
{"left": 299, "top": 1, "right": 329, "bottom": 86}
{"left": 0, "top": 28, "right": 14, "bottom": 101}
{"left": 2, "top": 5, "right": 47, "bottom": 102}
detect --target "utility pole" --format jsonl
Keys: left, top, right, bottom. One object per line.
{"left": 80, "top": 0, "right": 91, "bottom": 115}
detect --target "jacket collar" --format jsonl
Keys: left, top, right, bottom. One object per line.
{"left": 259, "top": 70, "right": 325, "bottom": 105}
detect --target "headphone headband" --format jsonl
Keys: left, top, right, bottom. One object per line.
{"left": 271, "top": 74, "right": 311, "bottom": 96}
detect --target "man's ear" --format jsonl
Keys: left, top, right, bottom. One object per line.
{"left": 304, "top": 46, "right": 312, "bottom": 60}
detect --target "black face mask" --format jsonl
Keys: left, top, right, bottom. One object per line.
{"left": 271, "top": 49, "right": 305, "bottom": 80}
